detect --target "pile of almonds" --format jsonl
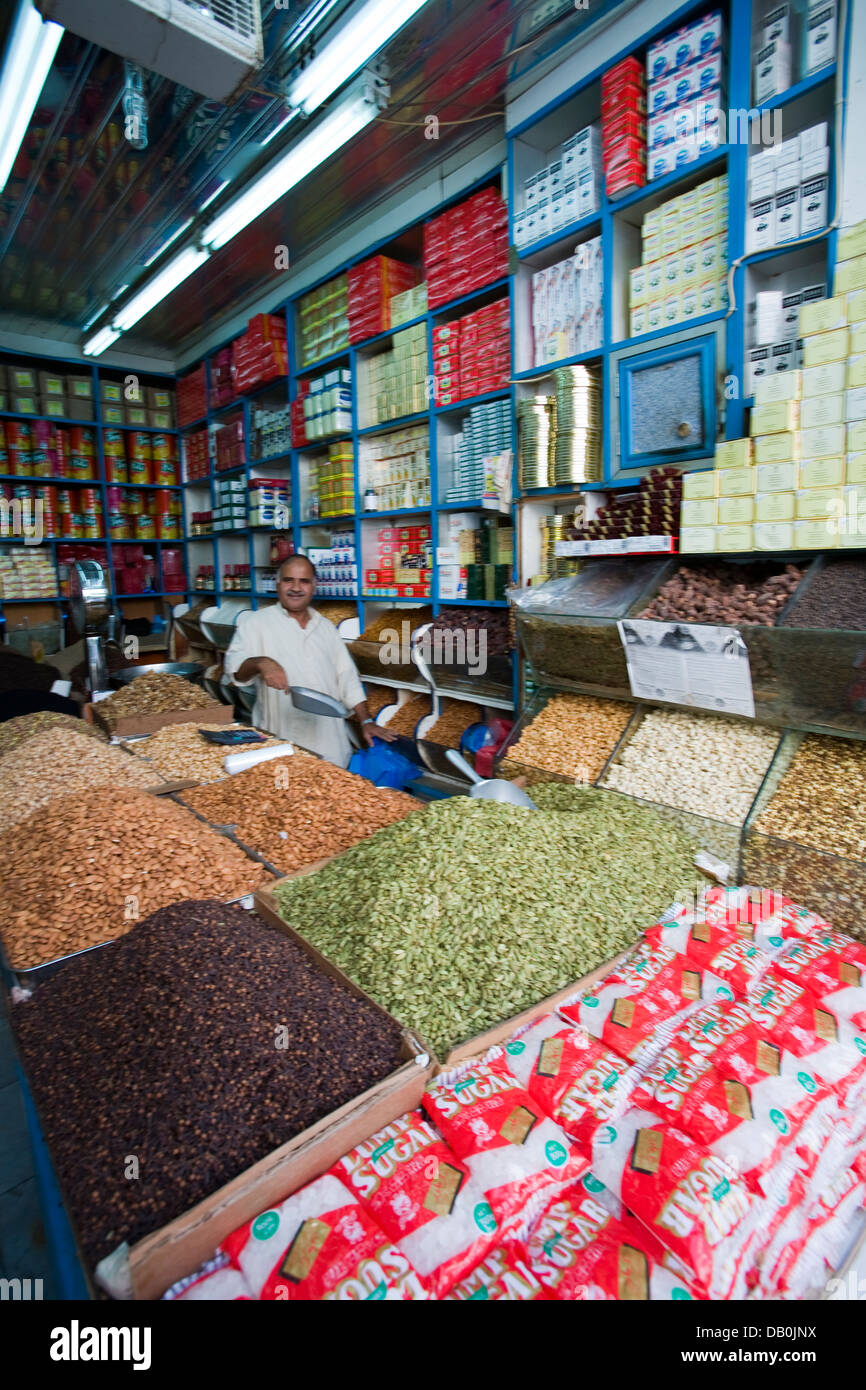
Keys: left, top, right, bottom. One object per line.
{"left": 636, "top": 562, "right": 806, "bottom": 627}
{"left": 0, "top": 710, "right": 107, "bottom": 756}
{"left": 501, "top": 694, "right": 633, "bottom": 783}
{"left": 0, "top": 789, "right": 264, "bottom": 970}
{"left": 181, "top": 748, "right": 419, "bottom": 874}
{"left": 360, "top": 607, "right": 433, "bottom": 642}
{"left": 0, "top": 726, "right": 163, "bottom": 833}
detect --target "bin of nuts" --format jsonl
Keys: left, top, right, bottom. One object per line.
{"left": 124, "top": 723, "right": 290, "bottom": 785}
{"left": 742, "top": 732, "right": 866, "bottom": 941}
{"left": 0, "top": 726, "right": 166, "bottom": 833}
{"left": 91, "top": 669, "right": 230, "bottom": 736}
{"left": 599, "top": 707, "right": 781, "bottom": 867}
{"left": 417, "top": 699, "right": 484, "bottom": 779}
{"left": 349, "top": 607, "right": 434, "bottom": 684}
{"left": 497, "top": 691, "right": 634, "bottom": 788}
{"left": 0, "top": 789, "right": 265, "bottom": 972}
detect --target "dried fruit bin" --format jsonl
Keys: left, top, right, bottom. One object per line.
{"left": 741, "top": 730, "right": 866, "bottom": 943}
{"left": 494, "top": 689, "right": 639, "bottom": 789}
{"left": 346, "top": 637, "right": 420, "bottom": 688}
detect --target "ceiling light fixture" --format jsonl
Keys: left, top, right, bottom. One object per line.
{"left": 143, "top": 217, "right": 194, "bottom": 268}
{"left": 260, "top": 111, "right": 295, "bottom": 147}
{"left": 0, "top": 1, "right": 63, "bottom": 192}
{"left": 83, "top": 325, "right": 120, "bottom": 357}
{"left": 200, "top": 179, "right": 230, "bottom": 211}
{"left": 203, "top": 71, "right": 386, "bottom": 252}
{"left": 287, "top": 0, "right": 340, "bottom": 53}
{"left": 113, "top": 245, "right": 210, "bottom": 332}
{"left": 286, "top": 0, "right": 428, "bottom": 115}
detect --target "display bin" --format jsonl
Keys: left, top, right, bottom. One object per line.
{"left": 87, "top": 701, "right": 235, "bottom": 739}
{"left": 495, "top": 688, "right": 639, "bottom": 788}
{"left": 346, "top": 637, "right": 421, "bottom": 688}
{"left": 740, "top": 730, "right": 866, "bottom": 943}
{"left": 416, "top": 702, "right": 485, "bottom": 781}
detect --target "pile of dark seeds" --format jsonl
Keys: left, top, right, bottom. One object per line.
{"left": 12, "top": 900, "right": 405, "bottom": 1270}
{"left": 780, "top": 560, "right": 866, "bottom": 631}
{"left": 0, "top": 647, "right": 60, "bottom": 692}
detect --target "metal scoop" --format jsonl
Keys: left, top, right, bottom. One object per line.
{"left": 445, "top": 748, "right": 537, "bottom": 808}
{"left": 290, "top": 687, "right": 350, "bottom": 718}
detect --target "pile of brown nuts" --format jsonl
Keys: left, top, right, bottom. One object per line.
{"left": 0, "top": 727, "right": 164, "bottom": 832}
{"left": 0, "top": 789, "right": 265, "bottom": 969}
{"left": 636, "top": 562, "right": 806, "bottom": 626}
{"left": 360, "top": 607, "right": 433, "bottom": 642}
{"left": 0, "top": 710, "right": 107, "bottom": 756}
{"left": 11, "top": 899, "right": 406, "bottom": 1269}
{"left": 95, "top": 670, "right": 214, "bottom": 727}
{"left": 780, "top": 560, "right": 866, "bottom": 631}
{"left": 126, "top": 723, "right": 289, "bottom": 785}
{"left": 502, "top": 694, "right": 633, "bottom": 783}
{"left": 383, "top": 693, "right": 431, "bottom": 737}
{"left": 181, "top": 748, "right": 419, "bottom": 874}
{"left": 424, "top": 699, "right": 483, "bottom": 747}
{"left": 363, "top": 684, "right": 399, "bottom": 716}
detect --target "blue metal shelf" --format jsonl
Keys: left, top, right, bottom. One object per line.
{"left": 606, "top": 148, "right": 728, "bottom": 214}
{"left": 429, "top": 277, "right": 511, "bottom": 318}
{"left": 757, "top": 64, "right": 836, "bottom": 114}
{"left": 300, "top": 514, "right": 355, "bottom": 527}
{"left": 297, "top": 345, "right": 351, "bottom": 373}
{"left": 0, "top": 409, "right": 98, "bottom": 428}
{"left": 609, "top": 309, "right": 729, "bottom": 353}
{"left": 359, "top": 506, "right": 431, "bottom": 519}
{"left": 357, "top": 412, "right": 428, "bottom": 436}
{"left": 361, "top": 593, "right": 431, "bottom": 603}
{"left": 434, "top": 388, "right": 511, "bottom": 414}
{"left": 514, "top": 346, "right": 603, "bottom": 380}
{"left": 741, "top": 232, "right": 831, "bottom": 268}
{"left": 516, "top": 212, "right": 602, "bottom": 261}
{"left": 438, "top": 597, "right": 509, "bottom": 607}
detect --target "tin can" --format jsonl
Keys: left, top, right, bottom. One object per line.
{"left": 109, "top": 512, "right": 130, "bottom": 539}
{"left": 62, "top": 512, "right": 84, "bottom": 538}
{"left": 56, "top": 489, "right": 73, "bottom": 514}
{"left": 127, "top": 457, "right": 149, "bottom": 485}
{"left": 126, "top": 430, "right": 151, "bottom": 460}
{"left": 134, "top": 513, "right": 155, "bottom": 539}
{"left": 68, "top": 454, "right": 94, "bottom": 480}
{"left": 157, "top": 513, "right": 180, "bottom": 539}
{"left": 69, "top": 427, "right": 95, "bottom": 458}
{"left": 82, "top": 511, "right": 101, "bottom": 538}
{"left": 8, "top": 449, "right": 32, "bottom": 476}
{"left": 6, "top": 422, "right": 32, "bottom": 453}
{"left": 80, "top": 487, "right": 99, "bottom": 511}
{"left": 104, "top": 455, "right": 128, "bottom": 482}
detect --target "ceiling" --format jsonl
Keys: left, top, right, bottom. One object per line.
{"left": 0, "top": 0, "right": 630, "bottom": 363}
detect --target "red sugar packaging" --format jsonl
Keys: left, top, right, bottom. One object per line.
{"left": 522, "top": 1181, "right": 699, "bottom": 1301}
{"left": 524, "top": 1027, "right": 636, "bottom": 1145}
{"left": 501, "top": 1012, "right": 576, "bottom": 1088}
{"left": 333, "top": 1110, "right": 498, "bottom": 1298}
{"left": 772, "top": 933, "right": 866, "bottom": 1029}
{"left": 586, "top": 1109, "right": 755, "bottom": 1297}
{"left": 444, "top": 1244, "right": 548, "bottom": 1301}
{"left": 423, "top": 1053, "right": 588, "bottom": 1231}
{"left": 162, "top": 1253, "right": 253, "bottom": 1301}
{"left": 222, "top": 1173, "right": 428, "bottom": 1301}
{"left": 558, "top": 943, "right": 681, "bottom": 1059}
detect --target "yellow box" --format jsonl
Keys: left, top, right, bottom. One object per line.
{"left": 679, "top": 216, "right": 701, "bottom": 250}
{"left": 799, "top": 456, "right": 845, "bottom": 489}
{"left": 847, "top": 452, "right": 866, "bottom": 484}
{"left": 796, "top": 487, "right": 843, "bottom": 520}
{"left": 646, "top": 260, "right": 665, "bottom": 295}
{"left": 754, "top": 521, "right": 794, "bottom": 551}
{"left": 718, "top": 467, "right": 757, "bottom": 497}
{"left": 679, "top": 526, "right": 717, "bottom": 553}
{"left": 802, "top": 328, "right": 849, "bottom": 368}
{"left": 681, "top": 498, "right": 717, "bottom": 526}
{"left": 678, "top": 189, "right": 699, "bottom": 218}
{"left": 629, "top": 265, "right": 648, "bottom": 305}
{"left": 839, "top": 526, "right": 866, "bottom": 548}
{"left": 849, "top": 419, "right": 866, "bottom": 453}
{"left": 715, "top": 437, "right": 752, "bottom": 469}
{"left": 848, "top": 322, "right": 866, "bottom": 355}
{"left": 754, "top": 432, "right": 799, "bottom": 464}
{"left": 754, "top": 370, "right": 801, "bottom": 405}
{"left": 750, "top": 401, "right": 800, "bottom": 435}
{"left": 835, "top": 255, "right": 866, "bottom": 295}
{"left": 847, "top": 288, "right": 866, "bottom": 323}
{"left": 838, "top": 221, "right": 866, "bottom": 263}
{"left": 847, "top": 355, "right": 866, "bottom": 389}
{"left": 646, "top": 298, "right": 664, "bottom": 332}
{"left": 680, "top": 244, "right": 699, "bottom": 283}
{"left": 643, "top": 232, "right": 662, "bottom": 265}
{"left": 663, "top": 223, "right": 682, "bottom": 256}
{"left": 801, "top": 394, "right": 844, "bottom": 430}
{"left": 717, "top": 524, "right": 754, "bottom": 552}
{"left": 839, "top": 486, "right": 866, "bottom": 546}
{"left": 663, "top": 251, "right": 681, "bottom": 287}
{"left": 755, "top": 491, "right": 795, "bottom": 522}
{"left": 663, "top": 293, "right": 681, "bottom": 326}
{"left": 718, "top": 495, "right": 755, "bottom": 525}
{"left": 793, "top": 518, "right": 839, "bottom": 549}
{"left": 802, "top": 361, "right": 846, "bottom": 397}
{"left": 800, "top": 423, "right": 846, "bottom": 458}
{"left": 682, "top": 470, "right": 719, "bottom": 500}
{"left": 643, "top": 206, "right": 663, "bottom": 237}
{"left": 799, "top": 296, "right": 847, "bottom": 336}
{"left": 698, "top": 234, "right": 722, "bottom": 277}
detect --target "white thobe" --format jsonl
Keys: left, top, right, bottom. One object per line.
{"left": 224, "top": 604, "right": 365, "bottom": 767}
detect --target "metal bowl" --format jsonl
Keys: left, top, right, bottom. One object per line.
{"left": 109, "top": 661, "right": 206, "bottom": 686}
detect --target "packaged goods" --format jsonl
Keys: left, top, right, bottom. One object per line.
{"left": 0, "top": 727, "right": 164, "bottom": 831}
{"left": 223, "top": 1173, "right": 427, "bottom": 1300}
{"left": 523, "top": 1028, "right": 636, "bottom": 1145}
{"left": 126, "top": 724, "right": 290, "bottom": 785}
{"left": 423, "top": 1054, "right": 588, "bottom": 1231}
{"left": 444, "top": 1244, "right": 547, "bottom": 1300}
{"left": 272, "top": 789, "right": 699, "bottom": 1056}
{"left": 163, "top": 1254, "right": 254, "bottom": 1301}
{"left": 501, "top": 694, "right": 632, "bottom": 784}
{"left": 181, "top": 748, "right": 417, "bottom": 873}
{"left": 0, "top": 792, "right": 264, "bottom": 969}
{"left": 12, "top": 902, "right": 405, "bottom": 1269}
{"left": 334, "top": 1110, "right": 498, "bottom": 1297}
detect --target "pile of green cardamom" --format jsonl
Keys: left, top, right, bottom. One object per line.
{"left": 272, "top": 785, "right": 699, "bottom": 1057}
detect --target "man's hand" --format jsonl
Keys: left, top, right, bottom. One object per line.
{"left": 363, "top": 721, "right": 397, "bottom": 746}
{"left": 258, "top": 657, "right": 290, "bottom": 691}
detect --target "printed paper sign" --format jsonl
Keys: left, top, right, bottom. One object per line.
{"left": 617, "top": 620, "right": 755, "bottom": 719}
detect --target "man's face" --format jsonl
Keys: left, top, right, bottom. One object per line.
{"left": 277, "top": 560, "right": 315, "bottom": 614}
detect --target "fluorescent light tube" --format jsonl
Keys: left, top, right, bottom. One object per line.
{"left": 81, "top": 301, "right": 111, "bottom": 332}
{"left": 287, "top": 0, "right": 428, "bottom": 115}
{"left": 200, "top": 180, "right": 229, "bottom": 211}
{"left": 83, "top": 325, "right": 120, "bottom": 357}
{"left": 143, "top": 217, "right": 194, "bottom": 267}
{"left": 261, "top": 112, "right": 296, "bottom": 147}
{"left": 113, "top": 246, "right": 210, "bottom": 331}
{"left": 203, "top": 85, "right": 379, "bottom": 251}
{"left": 288, "top": 0, "right": 340, "bottom": 52}
{"left": 0, "top": 1, "right": 63, "bottom": 191}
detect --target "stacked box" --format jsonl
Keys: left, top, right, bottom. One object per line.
{"left": 251, "top": 403, "right": 291, "bottom": 460}
{"left": 303, "top": 369, "right": 352, "bottom": 441}
{"left": 602, "top": 55, "right": 646, "bottom": 198}
{"left": 214, "top": 416, "right": 244, "bottom": 474}
{"left": 361, "top": 324, "right": 428, "bottom": 426}
{"left": 209, "top": 348, "right": 234, "bottom": 410}
{"left": 433, "top": 297, "right": 510, "bottom": 403}
{"left": 364, "top": 424, "right": 429, "bottom": 511}
{"left": 233, "top": 313, "right": 288, "bottom": 394}
{"left": 390, "top": 282, "right": 428, "bottom": 326}
{"left": 316, "top": 442, "right": 355, "bottom": 519}
{"left": 298, "top": 272, "right": 349, "bottom": 367}
{"left": 291, "top": 379, "right": 310, "bottom": 448}
{"left": 532, "top": 235, "right": 603, "bottom": 364}
{"left": 184, "top": 427, "right": 209, "bottom": 482}
{"left": 366, "top": 522, "right": 432, "bottom": 598}
{"left": 630, "top": 174, "right": 728, "bottom": 336}
{"left": 306, "top": 530, "right": 357, "bottom": 598}
{"left": 424, "top": 188, "right": 509, "bottom": 309}
{"left": 213, "top": 477, "right": 248, "bottom": 534}
{"left": 348, "top": 256, "right": 417, "bottom": 343}
{"left": 176, "top": 366, "right": 207, "bottom": 427}
{"left": 0, "top": 548, "right": 57, "bottom": 599}
{"left": 248, "top": 478, "right": 291, "bottom": 529}
{"left": 646, "top": 9, "right": 725, "bottom": 180}
{"left": 746, "top": 275, "right": 826, "bottom": 395}
{"left": 575, "top": 467, "right": 683, "bottom": 543}
{"left": 746, "top": 121, "right": 828, "bottom": 257}
{"left": 513, "top": 123, "right": 602, "bottom": 249}
{"left": 441, "top": 399, "right": 511, "bottom": 504}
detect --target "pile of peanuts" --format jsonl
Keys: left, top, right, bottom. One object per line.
{"left": 383, "top": 694, "right": 431, "bottom": 737}
{"left": 317, "top": 601, "right": 359, "bottom": 627}
{"left": 0, "top": 789, "right": 265, "bottom": 969}
{"left": 363, "top": 685, "right": 399, "bottom": 717}
{"left": 601, "top": 708, "right": 780, "bottom": 825}
{"left": 125, "top": 724, "right": 290, "bottom": 785}
{"left": 180, "top": 748, "right": 419, "bottom": 874}
{"left": 424, "top": 699, "right": 483, "bottom": 747}
{"left": 360, "top": 607, "right": 433, "bottom": 642}
{"left": 0, "top": 727, "right": 164, "bottom": 833}
{"left": 501, "top": 694, "right": 633, "bottom": 783}
{"left": 754, "top": 735, "right": 866, "bottom": 858}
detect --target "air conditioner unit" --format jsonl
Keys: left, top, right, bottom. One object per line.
{"left": 35, "top": 0, "right": 263, "bottom": 100}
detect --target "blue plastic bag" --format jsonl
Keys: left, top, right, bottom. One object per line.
{"left": 349, "top": 739, "right": 419, "bottom": 790}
